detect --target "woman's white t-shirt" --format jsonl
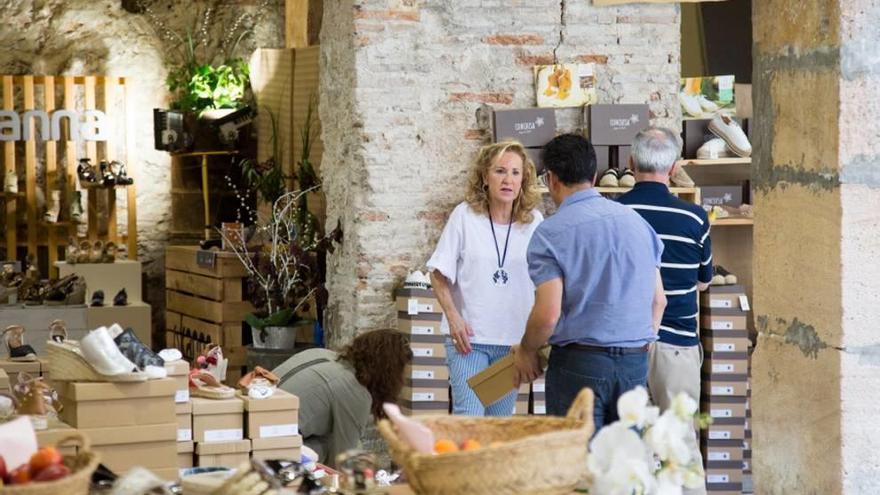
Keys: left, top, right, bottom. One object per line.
{"left": 427, "top": 202, "right": 544, "bottom": 346}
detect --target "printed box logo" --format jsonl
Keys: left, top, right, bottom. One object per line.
{"left": 513, "top": 117, "right": 545, "bottom": 133}
{"left": 609, "top": 114, "right": 641, "bottom": 130}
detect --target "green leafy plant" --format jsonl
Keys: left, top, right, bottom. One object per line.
{"left": 241, "top": 108, "right": 288, "bottom": 205}
{"left": 167, "top": 57, "right": 250, "bottom": 114}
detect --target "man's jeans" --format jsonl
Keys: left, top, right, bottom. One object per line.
{"left": 546, "top": 345, "right": 649, "bottom": 431}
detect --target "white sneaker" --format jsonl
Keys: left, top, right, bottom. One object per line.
{"left": 671, "top": 166, "right": 695, "bottom": 188}
{"left": 696, "top": 95, "right": 719, "bottom": 113}
{"left": 4, "top": 171, "right": 18, "bottom": 194}
{"left": 680, "top": 93, "right": 703, "bottom": 118}
{"left": 158, "top": 348, "right": 183, "bottom": 362}
{"left": 696, "top": 138, "right": 735, "bottom": 160}
{"left": 708, "top": 115, "right": 752, "bottom": 157}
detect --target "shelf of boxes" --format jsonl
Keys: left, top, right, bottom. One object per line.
{"left": 711, "top": 218, "right": 754, "bottom": 227}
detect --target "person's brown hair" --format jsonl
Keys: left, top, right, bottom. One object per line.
{"left": 338, "top": 328, "right": 413, "bottom": 419}
{"left": 464, "top": 140, "right": 541, "bottom": 224}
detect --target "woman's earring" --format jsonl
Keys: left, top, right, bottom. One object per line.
{"left": 482, "top": 184, "right": 489, "bottom": 191}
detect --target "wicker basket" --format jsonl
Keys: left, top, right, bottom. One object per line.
{"left": 378, "top": 388, "right": 594, "bottom": 495}
{"left": 1, "top": 432, "right": 99, "bottom": 495}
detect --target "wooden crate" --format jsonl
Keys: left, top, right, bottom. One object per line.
{"left": 0, "top": 75, "right": 138, "bottom": 276}
{"left": 165, "top": 245, "right": 253, "bottom": 384}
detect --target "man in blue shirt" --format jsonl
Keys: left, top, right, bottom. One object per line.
{"left": 618, "top": 127, "right": 712, "bottom": 494}
{"left": 513, "top": 133, "right": 666, "bottom": 430}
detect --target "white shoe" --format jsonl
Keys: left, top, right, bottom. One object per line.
{"left": 696, "top": 95, "right": 719, "bottom": 113}
{"left": 158, "top": 348, "right": 183, "bottom": 362}
{"left": 247, "top": 378, "right": 276, "bottom": 400}
{"left": 708, "top": 115, "right": 752, "bottom": 157}
{"left": 696, "top": 138, "right": 735, "bottom": 160}
{"left": 4, "top": 172, "right": 17, "bottom": 194}
{"left": 680, "top": 93, "right": 703, "bottom": 118}
{"left": 43, "top": 190, "right": 61, "bottom": 223}
{"left": 81, "top": 326, "right": 139, "bottom": 377}
{"left": 671, "top": 166, "right": 695, "bottom": 188}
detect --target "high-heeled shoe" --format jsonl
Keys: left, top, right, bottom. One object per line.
{"left": 109, "top": 160, "right": 134, "bottom": 186}
{"left": 99, "top": 160, "right": 116, "bottom": 187}
{"left": 44, "top": 274, "right": 77, "bottom": 305}
{"left": 77, "top": 158, "right": 98, "bottom": 186}
{"left": 45, "top": 326, "right": 147, "bottom": 382}
{"left": 113, "top": 288, "right": 128, "bottom": 306}
{"left": 90, "top": 240, "right": 104, "bottom": 263}
{"left": 112, "top": 325, "right": 166, "bottom": 379}
{"left": 3, "top": 325, "right": 37, "bottom": 361}
{"left": 49, "top": 319, "right": 68, "bottom": 343}
{"left": 90, "top": 289, "right": 105, "bottom": 307}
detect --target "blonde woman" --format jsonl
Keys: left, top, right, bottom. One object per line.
{"left": 427, "top": 140, "right": 544, "bottom": 416}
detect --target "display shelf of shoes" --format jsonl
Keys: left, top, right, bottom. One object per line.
{"left": 676, "top": 158, "right": 752, "bottom": 167}
{"left": 0, "top": 75, "right": 138, "bottom": 277}
{"left": 711, "top": 218, "right": 754, "bottom": 227}
{"left": 165, "top": 245, "right": 253, "bottom": 385}
{"left": 537, "top": 186, "right": 700, "bottom": 201}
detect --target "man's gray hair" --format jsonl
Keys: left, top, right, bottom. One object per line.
{"left": 631, "top": 127, "right": 682, "bottom": 174}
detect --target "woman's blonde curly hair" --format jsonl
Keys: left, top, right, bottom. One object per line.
{"left": 464, "top": 140, "right": 541, "bottom": 224}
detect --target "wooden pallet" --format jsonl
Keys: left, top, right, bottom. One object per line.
{"left": 165, "top": 245, "right": 253, "bottom": 384}
{"left": 0, "top": 75, "right": 137, "bottom": 276}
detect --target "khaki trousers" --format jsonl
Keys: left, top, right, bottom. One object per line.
{"left": 649, "top": 341, "right": 707, "bottom": 495}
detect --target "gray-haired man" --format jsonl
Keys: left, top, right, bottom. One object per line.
{"left": 618, "top": 127, "right": 713, "bottom": 495}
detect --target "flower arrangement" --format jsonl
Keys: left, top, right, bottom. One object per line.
{"left": 587, "top": 387, "right": 710, "bottom": 495}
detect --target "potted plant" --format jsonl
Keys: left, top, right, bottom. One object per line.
{"left": 219, "top": 190, "right": 341, "bottom": 349}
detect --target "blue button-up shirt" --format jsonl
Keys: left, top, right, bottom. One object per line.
{"left": 527, "top": 188, "right": 664, "bottom": 347}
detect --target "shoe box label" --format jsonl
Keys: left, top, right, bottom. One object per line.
{"left": 204, "top": 428, "right": 244, "bottom": 442}
{"left": 177, "top": 428, "right": 192, "bottom": 442}
{"left": 260, "top": 423, "right": 298, "bottom": 438}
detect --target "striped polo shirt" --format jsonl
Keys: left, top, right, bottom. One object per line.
{"left": 618, "top": 181, "right": 713, "bottom": 346}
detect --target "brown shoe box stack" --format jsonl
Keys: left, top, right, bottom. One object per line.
{"left": 0, "top": 368, "right": 8, "bottom": 394}
{"left": 165, "top": 360, "right": 193, "bottom": 470}
{"left": 531, "top": 377, "right": 546, "bottom": 415}
{"left": 240, "top": 389, "right": 302, "bottom": 461}
{"left": 56, "top": 378, "right": 178, "bottom": 480}
{"left": 514, "top": 383, "right": 529, "bottom": 415}
{"left": 191, "top": 395, "right": 249, "bottom": 467}
{"left": 743, "top": 355, "right": 753, "bottom": 492}
{"left": 700, "top": 285, "right": 750, "bottom": 494}
{"left": 395, "top": 286, "right": 449, "bottom": 416}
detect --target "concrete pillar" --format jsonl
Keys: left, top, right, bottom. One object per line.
{"left": 752, "top": 1, "right": 880, "bottom": 492}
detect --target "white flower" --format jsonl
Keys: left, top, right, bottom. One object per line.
{"left": 645, "top": 411, "right": 692, "bottom": 465}
{"left": 589, "top": 422, "right": 647, "bottom": 473}
{"left": 682, "top": 464, "right": 705, "bottom": 489}
{"left": 617, "top": 386, "right": 659, "bottom": 429}
{"left": 592, "top": 455, "right": 656, "bottom": 495}
{"left": 588, "top": 423, "right": 655, "bottom": 495}
{"left": 655, "top": 475, "right": 683, "bottom": 495}
{"left": 669, "top": 393, "right": 698, "bottom": 421}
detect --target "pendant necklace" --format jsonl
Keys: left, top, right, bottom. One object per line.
{"left": 489, "top": 207, "right": 513, "bottom": 287}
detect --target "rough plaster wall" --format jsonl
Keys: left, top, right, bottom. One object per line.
{"left": 320, "top": 1, "right": 681, "bottom": 346}
{"left": 839, "top": 1, "right": 880, "bottom": 492}
{"left": 0, "top": 0, "right": 283, "bottom": 331}
{"left": 752, "top": 1, "right": 844, "bottom": 493}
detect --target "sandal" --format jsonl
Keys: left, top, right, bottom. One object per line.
{"left": 49, "top": 319, "right": 69, "bottom": 343}
{"left": 12, "top": 373, "right": 62, "bottom": 430}
{"left": 197, "top": 344, "right": 228, "bottom": 383}
{"left": 189, "top": 369, "right": 235, "bottom": 399}
{"left": 3, "top": 325, "right": 37, "bottom": 361}
{"left": 77, "top": 240, "right": 92, "bottom": 263}
{"left": 44, "top": 274, "right": 77, "bottom": 305}
{"left": 77, "top": 158, "right": 98, "bottom": 186}
{"left": 238, "top": 366, "right": 279, "bottom": 399}
{"left": 66, "top": 237, "right": 79, "bottom": 264}
{"left": 109, "top": 160, "right": 134, "bottom": 186}
{"left": 112, "top": 324, "right": 166, "bottom": 379}
{"left": 99, "top": 160, "right": 116, "bottom": 187}
{"left": 103, "top": 241, "right": 118, "bottom": 263}
{"left": 90, "top": 240, "right": 104, "bottom": 263}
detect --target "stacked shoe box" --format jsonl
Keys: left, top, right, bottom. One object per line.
{"left": 165, "top": 360, "right": 194, "bottom": 471}
{"left": 0, "top": 359, "right": 44, "bottom": 388}
{"left": 492, "top": 108, "right": 557, "bottom": 175}
{"left": 395, "top": 282, "right": 450, "bottom": 416}
{"left": 531, "top": 377, "right": 547, "bottom": 415}
{"left": 700, "top": 285, "right": 750, "bottom": 494}
{"left": 192, "top": 396, "right": 249, "bottom": 467}
{"left": 241, "top": 389, "right": 302, "bottom": 461}
{"left": 588, "top": 104, "right": 651, "bottom": 177}
{"left": 743, "top": 355, "right": 753, "bottom": 494}
{"left": 0, "top": 368, "right": 8, "bottom": 394}
{"left": 57, "top": 378, "right": 178, "bottom": 480}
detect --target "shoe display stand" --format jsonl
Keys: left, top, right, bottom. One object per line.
{"left": 0, "top": 75, "right": 138, "bottom": 277}
{"left": 54, "top": 259, "right": 152, "bottom": 347}
{"left": 165, "top": 245, "right": 253, "bottom": 385}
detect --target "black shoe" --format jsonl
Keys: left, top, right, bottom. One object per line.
{"left": 113, "top": 288, "right": 128, "bottom": 306}
{"left": 109, "top": 161, "right": 134, "bottom": 186}
{"left": 91, "top": 290, "right": 104, "bottom": 307}
{"left": 99, "top": 160, "right": 116, "bottom": 187}
{"left": 114, "top": 327, "right": 164, "bottom": 369}
{"left": 77, "top": 158, "right": 98, "bottom": 186}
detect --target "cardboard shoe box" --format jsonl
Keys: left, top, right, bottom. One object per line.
{"left": 240, "top": 389, "right": 299, "bottom": 440}
{"left": 0, "top": 368, "right": 8, "bottom": 393}
{"left": 532, "top": 378, "right": 546, "bottom": 415}
{"left": 178, "top": 440, "right": 194, "bottom": 468}
{"left": 704, "top": 417, "right": 746, "bottom": 441}
{"left": 702, "top": 395, "right": 747, "bottom": 420}
{"left": 177, "top": 401, "right": 193, "bottom": 442}
{"left": 492, "top": 108, "right": 557, "bottom": 147}
{"left": 701, "top": 438, "right": 744, "bottom": 462}
{"left": 251, "top": 435, "right": 303, "bottom": 461}
{"left": 192, "top": 396, "right": 244, "bottom": 443}
{"left": 524, "top": 147, "right": 545, "bottom": 176}
{"left": 701, "top": 329, "right": 750, "bottom": 353}
{"left": 397, "top": 316, "right": 444, "bottom": 344}
{"left": 700, "top": 185, "right": 746, "bottom": 209}
{"left": 195, "top": 439, "right": 251, "bottom": 467}
{"left": 395, "top": 288, "right": 441, "bottom": 316}
{"left": 594, "top": 145, "right": 611, "bottom": 171}
{"left": 588, "top": 104, "right": 650, "bottom": 146}
{"left": 165, "top": 360, "right": 191, "bottom": 403}
{"left": 83, "top": 422, "right": 177, "bottom": 471}
{"left": 35, "top": 418, "right": 78, "bottom": 456}
{"left": 401, "top": 385, "right": 450, "bottom": 404}
{"left": 701, "top": 351, "right": 749, "bottom": 375}
{"left": 702, "top": 373, "right": 748, "bottom": 397}
{"left": 700, "top": 309, "right": 748, "bottom": 332}
{"left": 467, "top": 347, "right": 550, "bottom": 407}
{"left": 58, "top": 378, "right": 177, "bottom": 428}
{"left": 0, "top": 359, "right": 42, "bottom": 387}
{"left": 405, "top": 364, "right": 448, "bottom": 383}
{"left": 410, "top": 342, "right": 446, "bottom": 366}
{"left": 705, "top": 460, "right": 744, "bottom": 485}
{"left": 701, "top": 286, "right": 748, "bottom": 310}
{"left": 400, "top": 400, "right": 449, "bottom": 416}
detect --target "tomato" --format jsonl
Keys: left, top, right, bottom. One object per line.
{"left": 8, "top": 464, "right": 31, "bottom": 485}
{"left": 29, "top": 447, "right": 63, "bottom": 474}
{"left": 33, "top": 463, "right": 70, "bottom": 482}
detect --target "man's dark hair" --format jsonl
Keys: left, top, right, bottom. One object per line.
{"left": 541, "top": 133, "right": 597, "bottom": 185}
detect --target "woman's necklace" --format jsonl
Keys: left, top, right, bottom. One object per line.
{"left": 489, "top": 207, "right": 513, "bottom": 287}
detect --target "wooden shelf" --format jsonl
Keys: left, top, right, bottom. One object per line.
{"left": 1, "top": 192, "right": 22, "bottom": 199}
{"left": 39, "top": 221, "right": 76, "bottom": 228}
{"left": 712, "top": 217, "right": 754, "bottom": 226}
{"left": 677, "top": 158, "right": 751, "bottom": 167}
{"left": 537, "top": 186, "right": 699, "bottom": 195}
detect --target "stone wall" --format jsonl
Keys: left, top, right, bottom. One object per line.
{"left": 319, "top": 0, "right": 682, "bottom": 346}
{"left": 0, "top": 0, "right": 284, "bottom": 329}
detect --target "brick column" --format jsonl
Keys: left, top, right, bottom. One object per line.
{"left": 752, "top": 1, "right": 880, "bottom": 492}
